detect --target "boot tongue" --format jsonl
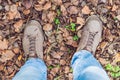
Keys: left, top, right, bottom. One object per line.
{"left": 84, "top": 32, "right": 98, "bottom": 53}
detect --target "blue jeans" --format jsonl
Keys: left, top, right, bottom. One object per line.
{"left": 12, "top": 50, "right": 110, "bottom": 80}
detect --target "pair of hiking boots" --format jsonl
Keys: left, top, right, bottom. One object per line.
{"left": 23, "top": 15, "right": 102, "bottom": 59}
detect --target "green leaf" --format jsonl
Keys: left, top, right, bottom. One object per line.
{"left": 70, "top": 68, "right": 73, "bottom": 72}
{"left": 54, "top": 18, "right": 60, "bottom": 25}
{"left": 73, "top": 35, "right": 79, "bottom": 41}
{"left": 48, "top": 65, "right": 54, "bottom": 69}
{"left": 70, "top": 23, "right": 76, "bottom": 31}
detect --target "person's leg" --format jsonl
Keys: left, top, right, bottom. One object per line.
{"left": 71, "top": 15, "right": 110, "bottom": 80}
{"left": 12, "top": 58, "right": 47, "bottom": 80}
{"left": 71, "top": 50, "right": 109, "bottom": 80}
{"left": 12, "top": 20, "right": 47, "bottom": 80}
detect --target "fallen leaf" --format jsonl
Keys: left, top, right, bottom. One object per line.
{"left": 0, "top": 50, "right": 15, "bottom": 62}
{"left": 14, "top": 20, "right": 23, "bottom": 32}
{"left": 7, "top": 4, "right": 21, "bottom": 19}
{"left": 52, "top": 0, "right": 62, "bottom": 5}
{"left": 43, "top": 2, "right": 51, "bottom": 10}
{"left": 71, "top": 0, "right": 79, "bottom": 6}
{"left": 60, "top": 5, "right": 67, "bottom": 16}
{"left": 67, "top": 6, "right": 79, "bottom": 15}
{"left": 22, "top": 0, "right": 33, "bottom": 9}
{"left": 114, "top": 53, "right": 120, "bottom": 63}
{"left": 47, "top": 11, "right": 56, "bottom": 23}
{"left": 0, "top": 39, "right": 8, "bottom": 50}
{"left": 60, "top": 60, "right": 66, "bottom": 65}
{"left": 37, "top": 0, "right": 45, "bottom": 5}
{"left": 100, "top": 41, "right": 108, "bottom": 49}
{"left": 82, "top": 5, "right": 91, "bottom": 14}
{"left": 13, "top": 47, "right": 20, "bottom": 54}
{"left": 34, "top": 4, "right": 43, "bottom": 11}
{"left": 76, "top": 17, "right": 85, "bottom": 30}
{"left": 23, "top": 9, "right": 30, "bottom": 15}
{"left": 18, "top": 55, "right": 22, "bottom": 61}
{"left": 112, "top": 4, "right": 118, "bottom": 11}
{"left": 88, "top": 0, "right": 98, "bottom": 6}
{"left": 64, "top": 66, "right": 70, "bottom": 73}
{"left": 43, "top": 23, "right": 53, "bottom": 31}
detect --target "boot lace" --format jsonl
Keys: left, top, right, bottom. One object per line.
{"left": 28, "top": 36, "right": 37, "bottom": 57}
{"left": 84, "top": 32, "right": 98, "bottom": 52}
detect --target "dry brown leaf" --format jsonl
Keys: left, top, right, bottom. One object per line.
{"left": 71, "top": 0, "right": 79, "bottom": 6}
{"left": 43, "top": 23, "right": 53, "bottom": 31}
{"left": 37, "top": 0, "right": 46, "bottom": 5}
{"left": 82, "top": 5, "right": 91, "bottom": 14}
{"left": 76, "top": 17, "right": 85, "bottom": 30}
{"left": 88, "top": 0, "right": 98, "bottom": 6}
{"left": 60, "top": 60, "right": 66, "bottom": 65}
{"left": 7, "top": 4, "right": 21, "bottom": 19}
{"left": 67, "top": 6, "right": 78, "bottom": 15}
{"left": 23, "top": 0, "right": 33, "bottom": 9}
{"left": 66, "top": 36, "right": 78, "bottom": 47}
{"left": 100, "top": 41, "right": 108, "bottom": 49}
{"left": 43, "top": 2, "right": 51, "bottom": 10}
{"left": 60, "top": 5, "right": 67, "bottom": 16}
{"left": 14, "top": 20, "right": 23, "bottom": 32}
{"left": 52, "top": 0, "right": 62, "bottom": 5}
{"left": 0, "top": 50, "right": 15, "bottom": 62}
{"left": 18, "top": 55, "right": 22, "bottom": 61}
{"left": 34, "top": 4, "right": 43, "bottom": 11}
{"left": 23, "top": 9, "right": 30, "bottom": 15}
{"left": 47, "top": 11, "right": 56, "bottom": 23}
{"left": 64, "top": 66, "right": 70, "bottom": 74}
{"left": 13, "top": 47, "right": 20, "bottom": 54}
{"left": 112, "top": 4, "right": 118, "bottom": 11}
{"left": 114, "top": 53, "right": 120, "bottom": 63}
{"left": 0, "top": 39, "right": 8, "bottom": 50}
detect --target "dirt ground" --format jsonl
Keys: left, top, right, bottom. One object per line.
{"left": 0, "top": 0, "right": 120, "bottom": 80}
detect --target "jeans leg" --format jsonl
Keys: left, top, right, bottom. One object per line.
{"left": 71, "top": 50, "right": 110, "bottom": 80}
{"left": 12, "top": 58, "right": 47, "bottom": 80}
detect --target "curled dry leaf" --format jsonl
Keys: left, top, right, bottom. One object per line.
{"left": 47, "top": 11, "right": 56, "bottom": 23}
{"left": 60, "top": 5, "right": 67, "bottom": 16}
{"left": 0, "top": 50, "right": 15, "bottom": 62}
{"left": 43, "top": 23, "right": 53, "bottom": 31}
{"left": 37, "top": 0, "right": 46, "bottom": 5}
{"left": 64, "top": 66, "right": 70, "bottom": 74}
{"left": 88, "top": 0, "right": 98, "bottom": 6}
{"left": 23, "top": 9, "right": 30, "bottom": 15}
{"left": 82, "top": 5, "right": 91, "bottom": 14}
{"left": 71, "top": 0, "right": 79, "bottom": 6}
{"left": 7, "top": 4, "right": 21, "bottom": 19}
{"left": 76, "top": 17, "right": 85, "bottom": 30}
{"left": 34, "top": 4, "right": 43, "bottom": 11}
{"left": 14, "top": 20, "right": 23, "bottom": 32}
{"left": 67, "top": 6, "right": 79, "bottom": 15}
{"left": 0, "top": 39, "right": 8, "bottom": 50}
{"left": 114, "top": 52, "right": 120, "bottom": 63}
{"left": 111, "top": 4, "right": 118, "bottom": 11}
{"left": 52, "top": 0, "right": 62, "bottom": 5}
{"left": 43, "top": 2, "right": 51, "bottom": 10}
{"left": 22, "top": 0, "right": 33, "bottom": 9}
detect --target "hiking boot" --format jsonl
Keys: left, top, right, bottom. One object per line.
{"left": 77, "top": 15, "right": 102, "bottom": 55}
{"left": 22, "top": 20, "right": 44, "bottom": 59}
